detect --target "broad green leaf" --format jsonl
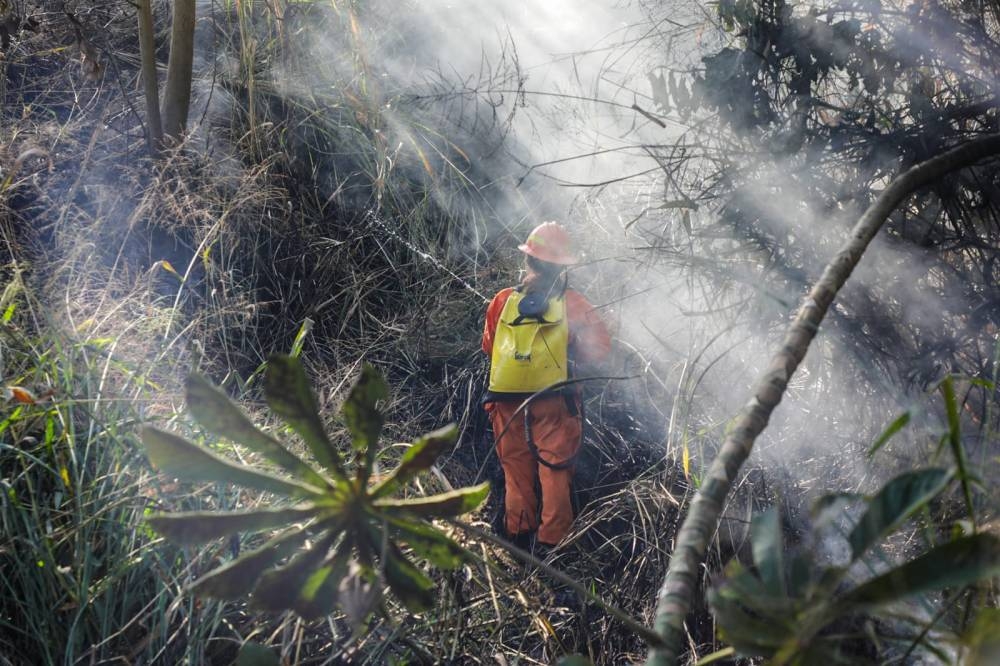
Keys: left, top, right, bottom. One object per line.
{"left": 185, "top": 373, "right": 329, "bottom": 489}
{"left": 236, "top": 642, "right": 280, "bottom": 666}
{"left": 264, "top": 355, "right": 345, "bottom": 480}
{"left": 141, "top": 426, "right": 320, "bottom": 498}
{"left": 776, "top": 637, "right": 875, "bottom": 666}
{"left": 751, "top": 508, "right": 785, "bottom": 596}
{"left": 148, "top": 505, "right": 317, "bottom": 545}
{"left": 192, "top": 528, "right": 311, "bottom": 599}
{"left": 842, "top": 534, "right": 1000, "bottom": 607}
{"left": 868, "top": 411, "right": 910, "bottom": 457}
{"left": 848, "top": 468, "right": 950, "bottom": 560}
{"left": 343, "top": 364, "right": 387, "bottom": 483}
{"left": 383, "top": 542, "right": 435, "bottom": 612}
{"left": 785, "top": 549, "right": 818, "bottom": 598}
{"left": 370, "top": 424, "right": 457, "bottom": 499}
{"left": 709, "top": 582, "right": 792, "bottom": 656}
{"left": 713, "top": 563, "right": 796, "bottom": 615}
{"left": 293, "top": 540, "right": 352, "bottom": 619}
{"left": 375, "top": 482, "right": 490, "bottom": 518}
{"left": 383, "top": 513, "right": 467, "bottom": 569}
{"left": 252, "top": 532, "right": 338, "bottom": 611}
{"left": 810, "top": 493, "right": 861, "bottom": 538}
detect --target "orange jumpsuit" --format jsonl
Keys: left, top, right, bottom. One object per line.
{"left": 482, "top": 287, "right": 611, "bottom": 545}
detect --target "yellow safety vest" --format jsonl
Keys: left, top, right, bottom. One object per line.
{"left": 489, "top": 290, "right": 569, "bottom": 393}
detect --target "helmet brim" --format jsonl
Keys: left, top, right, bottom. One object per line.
{"left": 518, "top": 243, "right": 578, "bottom": 265}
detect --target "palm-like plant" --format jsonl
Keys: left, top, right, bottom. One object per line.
{"left": 140, "top": 355, "right": 488, "bottom": 619}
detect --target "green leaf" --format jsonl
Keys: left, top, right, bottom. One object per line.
{"left": 693, "top": 647, "right": 736, "bottom": 666}
{"left": 776, "top": 636, "right": 873, "bottom": 666}
{"left": 848, "top": 468, "right": 950, "bottom": 560}
{"left": 785, "top": 549, "right": 819, "bottom": 598}
{"left": 382, "top": 542, "right": 435, "bottom": 612}
{"left": 192, "top": 528, "right": 311, "bottom": 599}
{"left": 148, "top": 505, "right": 318, "bottom": 545}
{"left": 293, "top": 540, "right": 352, "bottom": 619}
{"left": 141, "top": 426, "right": 320, "bottom": 498}
{"left": 185, "top": 373, "right": 329, "bottom": 490}
{"left": 290, "top": 317, "right": 313, "bottom": 358}
{"left": 941, "top": 376, "right": 962, "bottom": 451}
{"left": 264, "top": 355, "right": 345, "bottom": 480}
{"left": 868, "top": 411, "right": 910, "bottom": 457}
{"left": 236, "top": 642, "right": 280, "bottom": 666}
{"left": 967, "top": 377, "right": 996, "bottom": 391}
{"left": 252, "top": 532, "right": 338, "bottom": 611}
{"left": 964, "top": 608, "right": 1000, "bottom": 666}
{"left": 370, "top": 424, "right": 457, "bottom": 499}
{"left": 343, "top": 364, "right": 388, "bottom": 483}
{"left": 714, "top": 561, "right": 795, "bottom": 615}
{"left": 384, "top": 514, "right": 468, "bottom": 569}
{"left": 842, "top": 534, "right": 1000, "bottom": 607}
{"left": 375, "top": 482, "right": 490, "bottom": 518}
{"left": 940, "top": 376, "right": 976, "bottom": 521}
{"left": 811, "top": 492, "right": 859, "bottom": 514}
{"left": 709, "top": 578, "right": 792, "bottom": 656}
{"left": 751, "top": 508, "right": 785, "bottom": 596}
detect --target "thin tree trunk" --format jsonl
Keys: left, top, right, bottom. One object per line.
{"left": 647, "top": 134, "right": 1000, "bottom": 665}
{"left": 137, "top": 0, "right": 162, "bottom": 155}
{"left": 161, "top": 0, "right": 196, "bottom": 145}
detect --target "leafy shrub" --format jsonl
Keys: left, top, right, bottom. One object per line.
{"left": 142, "top": 355, "right": 489, "bottom": 619}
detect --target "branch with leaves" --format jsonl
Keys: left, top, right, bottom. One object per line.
{"left": 647, "top": 134, "right": 1000, "bottom": 664}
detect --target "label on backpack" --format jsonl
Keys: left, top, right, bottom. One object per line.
{"left": 489, "top": 291, "right": 568, "bottom": 393}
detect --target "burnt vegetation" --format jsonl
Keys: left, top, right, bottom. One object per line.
{"left": 1, "top": 0, "right": 999, "bottom": 664}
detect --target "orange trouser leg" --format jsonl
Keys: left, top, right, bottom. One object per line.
{"left": 489, "top": 402, "right": 539, "bottom": 536}
{"left": 529, "top": 397, "right": 582, "bottom": 545}
{"left": 488, "top": 397, "right": 582, "bottom": 545}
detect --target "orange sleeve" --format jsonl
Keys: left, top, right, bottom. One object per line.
{"left": 565, "top": 290, "right": 612, "bottom": 364}
{"left": 482, "top": 288, "right": 514, "bottom": 355}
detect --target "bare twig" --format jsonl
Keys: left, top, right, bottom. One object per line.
{"left": 449, "top": 519, "right": 667, "bottom": 649}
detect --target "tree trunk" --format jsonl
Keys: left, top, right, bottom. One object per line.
{"left": 646, "top": 134, "right": 1000, "bottom": 665}
{"left": 161, "top": 0, "right": 196, "bottom": 145}
{"left": 137, "top": 0, "right": 162, "bottom": 155}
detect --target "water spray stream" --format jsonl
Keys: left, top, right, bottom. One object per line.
{"left": 364, "top": 211, "right": 490, "bottom": 303}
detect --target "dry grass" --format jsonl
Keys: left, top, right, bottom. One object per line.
{"left": 2, "top": 1, "right": 911, "bottom": 664}
{"left": 0, "top": 2, "right": 707, "bottom": 664}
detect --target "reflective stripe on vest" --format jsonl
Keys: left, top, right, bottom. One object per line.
{"left": 488, "top": 291, "right": 569, "bottom": 393}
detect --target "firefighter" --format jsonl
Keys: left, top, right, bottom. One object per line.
{"left": 482, "top": 221, "right": 611, "bottom": 547}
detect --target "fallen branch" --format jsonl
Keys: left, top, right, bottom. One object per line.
{"left": 646, "top": 133, "right": 1000, "bottom": 665}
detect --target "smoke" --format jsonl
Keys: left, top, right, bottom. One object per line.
{"left": 180, "top": 0, "right": 995, "bottom": 492}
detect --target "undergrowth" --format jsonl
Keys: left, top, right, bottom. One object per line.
{"left": 0, "top": 278, "right": 235, "bottom": 663}
{"left": 5, "top": 1, "right": 996, "bottom": 664}
{"left": 0, "top": 3, "right": 698, "bottom": 663}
